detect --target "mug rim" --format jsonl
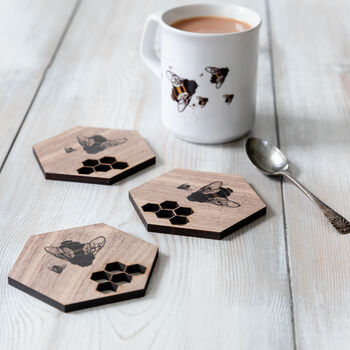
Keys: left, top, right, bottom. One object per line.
{"left": 159, "top": 3, "right": 262, "bottom": 37}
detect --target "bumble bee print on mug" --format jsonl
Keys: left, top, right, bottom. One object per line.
{"left": 205, "top": 67, "right": 229, "bottom": 88}
{"left": 197, "top": 96, "right": 209, "bottom": 108}
{"left": 223, "top": 94, "right": 234, "bottom": 105}
{"left": 167, "top": 71, "right": 198, "bottom": 112}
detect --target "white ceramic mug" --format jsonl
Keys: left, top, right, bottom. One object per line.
{"left": 140, "top": 3, "right": 262, "bottom": 144}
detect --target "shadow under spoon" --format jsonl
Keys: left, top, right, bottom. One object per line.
{"left": 245, "top": 137, "right": 350, "bottom": 234}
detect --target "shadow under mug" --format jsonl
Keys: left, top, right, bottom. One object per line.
{"left": 140, "top": 3, "right": 262, "bottom": 144}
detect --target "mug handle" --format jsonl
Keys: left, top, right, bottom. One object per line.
{"left": 140, "top": 12, "right": 161, "bottom": 79}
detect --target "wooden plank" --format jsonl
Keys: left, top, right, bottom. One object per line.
{"left": 0, "top": 0, "right": 294, "bottom": 348}
{"left": 269, "top": 0, "right": 350, "bottom": 348}
{"left": 0, "top": 0, "right": 79, "bottom": 166}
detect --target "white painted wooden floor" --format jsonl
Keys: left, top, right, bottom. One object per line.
{"left": 0, "top": 0, "right": 349, "bottom": 349}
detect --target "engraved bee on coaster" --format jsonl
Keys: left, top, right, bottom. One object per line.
{"left": 205, "top": 67, "right": 229, "bottom": 88}
{"left": 64, "top": 146, "right": 77, "bottom": 154}
{"left": 77, "top": 135, "right": 127, "bottom": 154}
{"left": 64, "top": 135, "right": 127, "bottom": 155}
{"left": 45, "top": 236, "right": 106, "bottom": 267}
{"left": 49, "top": 264, "right": 67, "bottom": 274}
{"left": 167, "top": 70, "right": 198, "bottom": 112}
{"left": 223, "top": 94, "right": 234, "bottom": 105}
{"left": 177, "top": 183, "right": 191, "bottom": 191}
{"left": 179, "top": 181, "right": 240, "bottom": 208}
{"left": 197, "top": 96, "right": 209, "bottom": 108}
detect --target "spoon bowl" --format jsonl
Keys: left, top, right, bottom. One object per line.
{"left": 245, "top": 137, "right": 289, "bottom": 175}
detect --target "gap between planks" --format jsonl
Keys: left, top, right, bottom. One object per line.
{"left": 265, "top": 0, "right": 297, "bottom": 349}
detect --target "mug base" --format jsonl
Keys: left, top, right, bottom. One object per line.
{"left": 169, "top": 130, "right": 250, "bottom": 145}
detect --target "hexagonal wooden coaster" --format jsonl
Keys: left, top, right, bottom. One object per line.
{"left": 8, "top": 223, "right": 158, "bottom": 312}
{"left": 129, "top": 169, "right": 267, "bottom": 240}
{"left": 33, "top": 126, "right": 156, "bottom": 185}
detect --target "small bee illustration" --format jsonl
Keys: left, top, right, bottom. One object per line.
{"left": 223, "top": 94, "right": 234, "bottom": 105}
{"left": 44, "top": 236, "right": 106, "bottom": 267}
{"left": 177, "top": 183, "right": 191, "bottom": 191}
{"left": 76, "top": 135, "right": 127, "bottom": 154}
{"left": 167, "top": 71, "right": 198, "bottom": 112}
{"left": 179, "top": 181, "right": 240, "bottom": 208}
{"left": 197, "top": 96, "right": 209, "bottom": 108}
{"left": 49, "top": 264, "right": 67, "bottom": 274}
{"left": 205, "top": 67, "right": 229, "bottom": 88}
{"left": 64, "top": 146, "right": 77, "bottom": 153}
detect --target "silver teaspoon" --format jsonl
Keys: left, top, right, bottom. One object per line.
{"left": 246, "top": 137, "right": 350, "bottom": 234}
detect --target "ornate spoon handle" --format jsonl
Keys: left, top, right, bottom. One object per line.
{"left": 280, "top": 171, "right": 350, "bottom": 234}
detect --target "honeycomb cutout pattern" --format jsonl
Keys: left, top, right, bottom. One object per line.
{"left": 91, "top": 261, "right": 146, "bottom": 294}
{"left": 77, "top": 156, "right": 129, "bottom": 175}
{"left": 142, "top": 201, "right": 193, "bottom": 226}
